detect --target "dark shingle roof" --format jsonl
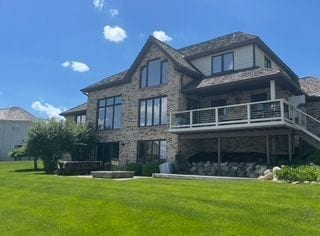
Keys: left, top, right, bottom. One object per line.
{"left": 184, "top": 67, "right": 281, "bottom": 91}
{"left": 179, "top": 32, "right": 257, "bottom": 58}
{"left": 151, "top": 36, "right": 201, "bottom": 75}
{"left": 60, "top": 103, "right": 87, "bottom": 116}
{"left": 299, "top": 77, "right": 320, "bottom": 97}
{"left": 0, "top": 107, "right": 39, "bottom": 121}
{"left": 81, "top": 70, "right": 128, "bottom": 93}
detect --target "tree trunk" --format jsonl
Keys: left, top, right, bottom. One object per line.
{"left": 33, "top": 156, "right": 38, "bottom": 170}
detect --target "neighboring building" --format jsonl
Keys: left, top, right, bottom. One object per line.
{"left": 0, "top": 107, "right": 39, "bottom": 161}
{"left": 61, "top": 32, "right": 320, "bottom": 167}
{"left": 60, "top": 103, "right": 87, "bottom": 125}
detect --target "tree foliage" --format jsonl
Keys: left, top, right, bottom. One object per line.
{"left": 25, "top": 120, "right": 96, "bottom": 173}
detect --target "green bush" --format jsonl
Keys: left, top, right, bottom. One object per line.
{"left": 126, "top": 162, "right": 143, "bottom": 176}
{"left": 9, "top": 146, "right": 27, "bottom": 161}
{"left": 277, "top": 165, "right": 320, "bottom": 182}
{"left": 142, "top": 161, "right": 160, "bottom": 176}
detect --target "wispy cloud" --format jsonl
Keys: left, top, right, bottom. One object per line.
{"left": 103, "top": 25, "right": 127, "bottom": 43}
{"left": 62, "top": 60, "right": 90, "bottom": 72}
{"left": 152, "top": 30, "right": 173, "bottom": 42}
{"left": 31, "top": 101, "right": 66, "bottom": 121}
{"left": 109, "top": 9, "right": 119, "bottom": 16}
{"left": 93, "top": 0, "right": 105, "bottom": 10}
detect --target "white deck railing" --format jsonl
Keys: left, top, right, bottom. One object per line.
{"left": 169, "top": 99, "right": 320, "bottom": 142}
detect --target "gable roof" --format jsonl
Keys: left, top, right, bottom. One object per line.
{"left": 179, "top": 32, "right": 257, "bottom": 58}
{"left": 299, "top": 76, "right": 320, "bottom": 97}
{"left": 60, "top": 103, "right": 87, "bottom": 116}
{"left": 123, "top": 36, "right": 202, "bottom": 82}
{"left": 81, "top": 70, "right": 128, "bottom": 93}
{"left": 0, "top": 107, "right": 39, "bottom": 122}
{"left": 81, "top": 32, "right": 298, "bottom": 93}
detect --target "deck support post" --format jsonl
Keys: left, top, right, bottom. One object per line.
{"left": 288, "top": 134, "right": 292, "bottom": 163}
{"left": 266, "top": 135, "right": 270, "bottom": 164}
{"left": 270, "top": 80, "right": 276, "bottom": 100}
{"left": 217, "top": 137, "right": 221, "bottom": 176}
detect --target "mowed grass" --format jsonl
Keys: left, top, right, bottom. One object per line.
{"left": 0, "top": 162, "right": 320, "bottom": 236}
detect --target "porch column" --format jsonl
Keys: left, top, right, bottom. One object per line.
{"left": 288, "top": 134, "right": 292, "bottom": 163}
{"left": 270, "top": 80, "right": 276, "bottom": 100}
{"left": 217, "top": 137, "right": 221, "bottom": 175}
{"left": 266, "top": 135, "right": 270, "bottom": 164}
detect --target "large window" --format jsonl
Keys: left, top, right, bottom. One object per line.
{"left": 139, "top": 96, "right": 167, "bottom": 126}
{"left": 97, "top": 96, "right": 122, "bottom": 130}
{"left": 137, "top": 140, "right": 167, "bottom": 163}
{"left": 212, "top": 52, "right": 234, "bottom": 74}
{"left": 140, "top": 59, "right": 168, "bottom": 88}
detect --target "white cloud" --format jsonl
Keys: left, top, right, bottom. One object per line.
{"left": 103, "top": 25, "right": 127, "bottom": 43}
{"left": 93, "top": 0, "right": 105, "bottom": 10}
{"left": 109, "top": 9, "right": 119, "bottom": 16}
{"left": 70, "top": 61, "right": 90, "bottom": 72}
{"left": 31, "top": 101, "right": 66, "bottom": 121}
{"left": 61, "top": 60, "right": 90, "bottom": 72}
{"left": 152, "top": 30, "right": 173, "bottom": 42}
{"left": 62, "top": 61, "right": 70, "bottom": 67}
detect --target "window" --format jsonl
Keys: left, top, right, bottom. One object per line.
{"left": 212, "top": 52, "right": 234, "bottom": 74}
{"left": 97, "top": 96, "right": 122, "bottom": 130}
{"left": 139, "top": 97, "right": 167, "bottom": 126}
{"left": 75, "top": 114, "right": 86, "bottom": 125}
{"left": 140, "top": 59, "right": 168, "bottom": 88}
{"left": 264, "top": 56, "right": 271, "bottom": 69}
{"left": 212, "top": 99, "right": 227, "bottom": 117}
{"left": 137, "top": 140, "right": 167, "bottom": 163}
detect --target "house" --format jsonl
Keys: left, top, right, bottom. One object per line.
{"left": 0, "top": 107, "right": 39, "bottom": 160}
{"left": 61, "top": 32, "right": 320, "bottom": 169}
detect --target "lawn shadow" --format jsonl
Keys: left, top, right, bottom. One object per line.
{"left": 13, "top": 168, "right": 44, "bottom": 173}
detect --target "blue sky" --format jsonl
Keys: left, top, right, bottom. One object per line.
{"left": 0, "top": 0, "right": 319, "bottom": 119}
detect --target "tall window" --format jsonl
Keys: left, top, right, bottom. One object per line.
{"left": 212, "top": 52, "right": 234, "bottom": 74}
{"left": 139, "top": 96, "right": 167, "bottom": 126}
{"left": 75, "top": 114, "right": 86, "bottom": 125}
{"left": 97, "top": 96, "right": 122, "bottom": 130}
{"left": 140, "top": 59, "right": 168, "bottom": 88}
{"left": 137, "top": 140, "right": 167, "bottom": 163}
{"left": 264, "top": 56, "right": 271, "bottom": 69}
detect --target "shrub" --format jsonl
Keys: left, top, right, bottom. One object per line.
{"left": 9, "top": 146, "right": 27, "bottom": 161}
{"left": 142, "top": 161, "right": 160, "bottom": 176}
{"left": 126, "top": 162, "right": 143, "bottom": 176}
{"left": 277, "top": 165, "right": 320, "bottom": 182}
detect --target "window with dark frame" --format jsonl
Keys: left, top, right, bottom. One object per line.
{"left": 140, "top": 59, "right": 168, "bottom": 88}
{"left": 137, "top": 140, "right": 167, "bottom": 163}
{"left": 75, "top": 114, "right": 86, "bottom": 125}
{"left": 139, "top": 96, "right": 167, "bottom": 127}
{"left": 264, "top": 56, "right": 271, "bottom": 69}
{"left": 212, "top": 52, "right": 234, "bottom": 74}
{"left": 97, "top": 96, "right": 122, "bottom": 130}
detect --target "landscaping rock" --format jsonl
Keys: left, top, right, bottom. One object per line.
{"left": 291, "top": 181, "right": 300, "bottom": 185}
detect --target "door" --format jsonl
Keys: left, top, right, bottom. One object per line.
{"left": 187, "top": 98, "right": 200, "bottom": 124}
{"left": 96, "top": 142, "right": 119, "bottom": 170}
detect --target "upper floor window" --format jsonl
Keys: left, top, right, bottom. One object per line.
{"left": 97, "top": 96, "right": 122, "bottom": 130}
{"left": 140, "top": 59, "right": 168, "bottom": 88}
{"left": 264, "top": 56, "right": 271, "bottom": 69}
{"left": 212, "top": 52, "right": 234, "bottom": 74}
{"left": 139, "top": 96, "right": 167, "bottom": 127}
{"left": 75, "top": 114, "right": 86, "bottom": 125}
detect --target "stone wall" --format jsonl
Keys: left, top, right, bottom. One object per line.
{"left": 86, "top": 43, "right": 194, "bottom": 166}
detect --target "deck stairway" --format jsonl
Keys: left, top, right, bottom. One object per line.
{"left": 169, "top": 99, "right": 320, "bottom": 150}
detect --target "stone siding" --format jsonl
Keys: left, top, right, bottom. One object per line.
{"left": 86, "top": 43, "right": 192, "bottom": 165}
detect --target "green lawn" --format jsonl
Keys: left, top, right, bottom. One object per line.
{"left": 0, "top": 161, "right": 320, "bottom": 236}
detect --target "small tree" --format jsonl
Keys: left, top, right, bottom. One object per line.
{"left": 25, "top": 120, "right": 96, "bottom": 173}
{"left": 9, "top": 145, "right": 27, "bottom": 161}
